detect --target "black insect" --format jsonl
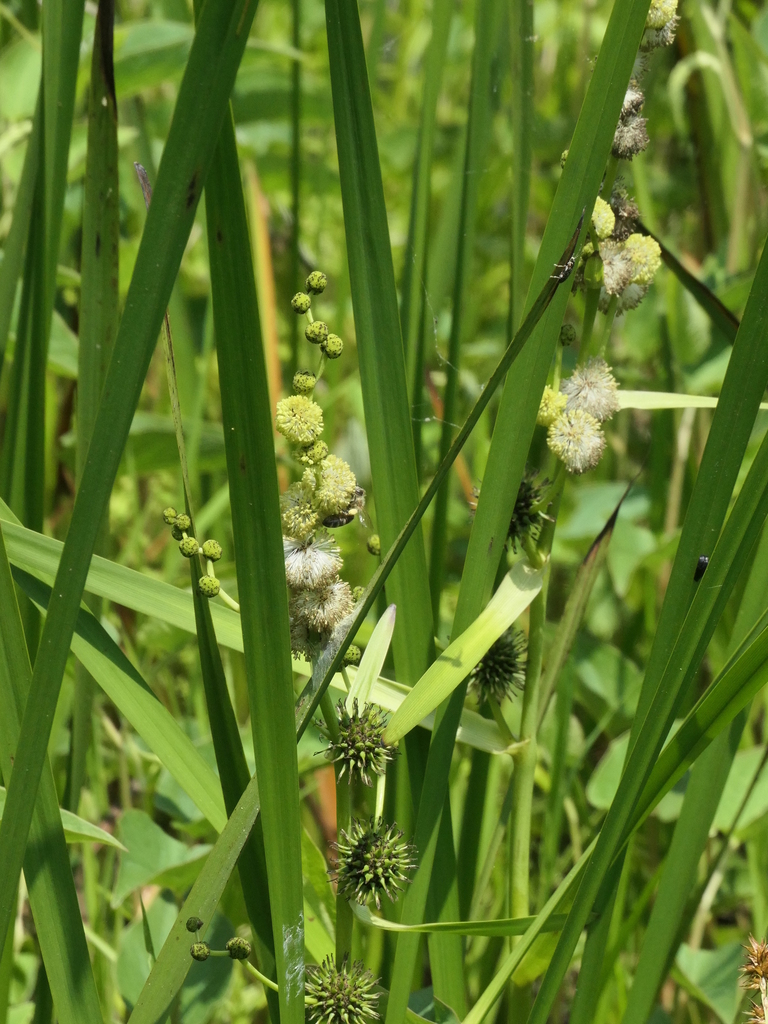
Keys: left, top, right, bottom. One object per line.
{"left": 323, "top": 487, "right": 371, "bottom": 530}
{"left": 694, "top": 555, "right": 709, "bottom": 581}
{"left": 550, "top": 254, "right": 577, "bottom": 283}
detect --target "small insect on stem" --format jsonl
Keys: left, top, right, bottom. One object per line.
{"left": 694, "top": 555, "right": 709, "bottom": 581}
{"left": 550, "top": 254, "right": 577, "bottom": 282}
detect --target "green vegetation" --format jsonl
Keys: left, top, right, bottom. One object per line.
{"left": 1, "top": 0, "right": 768, "bottom": 1021}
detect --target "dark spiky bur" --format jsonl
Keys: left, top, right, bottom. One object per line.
{"left": 305, "top": 956, "right": 380, "bottom": 1024}
{"left": 320, "top": 699, "right": 394, "bottom": 786}
{"left": 742, "top": 935, "right": 768, "bottom": 1022}
{"left": 333, "top": 818, "right": 415, "bottom": 909}
{"left": 507, "top": 470, "right": 546, "bottom": 552}
{"left": 470, "top": 628, "right": 527, "bottom": 704}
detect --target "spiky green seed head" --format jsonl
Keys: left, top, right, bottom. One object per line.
{"left": 306, "top": 271, "right": 328, "bottom": 294}
{"left": 163, "top": 506, "right": 178, "bottom": 525}
{"left": 305, "top": 320, "right": 329, "bottom": 345}
{"left": 198, "top": 575, "right": 220, "bottom": 598}
{"left": 190, "top": 942, "right": 210, "bottom": 961}
{"left": 323, "top": 700, "right": 393, "bottom": 786}
{"left": 334, "top": 818, "right": 415, "bottom": 907}
{"left": 186, "top": 916, "right": 204, "bottom": 933}
{"left": 559, "top": 324, "right": 577, "bottom": 347}
{"left": 470, "top": 628, "right": 528, "bottom": 704}
{"left": 344, "top": 645, "right": 362, "bottom": 667}
{"left": 322, "top": 333, "right": 343, "bottom": 359}
{"left": 174, "top": 513, "right": 191, "bottom": 532}
{"left": 352, "top": 586, "right": 365, "bottom": 603}
{"left": 366, "top": 534, "right": 381, "bottom": 557}
{"left": 201, "top": 539, "right": 222, "bottom": 561}
{"left": 305, "top": 956, "right": 380, "bottom": 1024}
{"left": 291, "top": 292, "right": 311, "bottom": 314}
{"left": 507, "top": 471, "right": 546, "bottom": 552}
{"left": 179, "top": 536, "right": 200, "bottom": 558}
{"left": 293, "top": 370, "right": 317, "bottom": 394}
{"left": 294, "top": 439, "right": 330, "bottom": 467}
{"left": 226, "top": 937, "right": 252, "bottom": 960}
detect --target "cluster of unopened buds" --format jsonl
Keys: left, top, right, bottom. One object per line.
{"left": 187, "top": 917, "right": 252, "bottom": 963}
{"left": 161, "top": 507, "right": 232, "bottom": 603}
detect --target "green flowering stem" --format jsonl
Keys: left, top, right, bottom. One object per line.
{"left": 242, "top": 958, "right": 281, "bottom": 992}
{"left": 487, "top": 697, "right": 516, "bottom": 747}
{"left": 551, "top": 342, "right": 563, "bottom": 394}
{"left": 319, "top": 690, "right": 354, "bottom": 963}
{"left": 596, "top": 294, "right": 618, "bottom": 357}
{"left": 507, "top": 485, "right": 563, "bottom": 1019}
{"left": 341, "top": 667, "right": 353, "bottom": 692}
{"left": 577, "top": 288, "right": 601, "bottom": 363}
{"left": 216, "top": 586, "right": 241, "bottom": 614}
{"left": 602, "top": 154, "right": 619, "bottom": 199}
{"left": 316, "top": 352, "right": 328, "bottom": 382}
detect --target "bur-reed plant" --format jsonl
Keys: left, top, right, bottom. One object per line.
{"left": 2, "top": 0, "right": 768, "bottom": 1022}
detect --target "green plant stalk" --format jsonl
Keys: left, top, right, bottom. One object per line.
{"left": 509, "top": 0, "right": 534, "bottom": 334}
{"left": 68, "top": 0, "right": 119, "bottom": 813}
{"left": 401, "top": 0, "right": 451, "bottom": 378}
{"left": 429, "top": 0, "right": 498, "bottom": 622}
{"left": 289, "top": 0, "right": 301, "bottom": 380}
{"left": 320, "top": 690, "right": 353, "bottom": 964}
{"left": 577, "top": 287, "right": 600, "bottom": 361}
{"left": 206, "top": 108, "right": 304, "bottom": 1023}
{"left": 0, "top": 0, "right": 259, "bottom": 961}
{"left": 0, "top": 92, "right": 40, "bottom": 379}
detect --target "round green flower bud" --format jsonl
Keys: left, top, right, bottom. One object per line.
{"left": 190, "top": 942, "right": 210, "bottom": 962}
{"left": 559, "top": 324, "right": 577, "bottom": 347}
{"left": 353, "top": 586, "right": 365, "bottom": 603}
{"left": 306, "top": 270, "right": 327, "bottom": 294}
{"left": 293, "top": 370, "right": 317, "bottom": 395}
{"left": 344, "top": 645, "right": 362, "bottom": 667}
{"left": 198, "top": 575, "right": 221, "bottom": 598}
{"left": 366, "top": 534, "right": 381, "bottom": 557}
{"left": 163, "top": 506, "right": 178, "bottom": 525}
{"left": 179, "top": 536, "right": 200, "bottom": 558}
{"left": 305, "top": 320, "right": 329, "bottom": 345}
{"left": 171, "top": 524, "right": 184, "bottom": 541}
{"left": 294, "top": 439, "right": 329, "bottom": 467}
{"left": 175, "top": 513, "right": 191, "bottom": 532}
{"left": 321, "top": 333, "right": 343, "bottom": 359}
{"left": 226, "top": 937, "right": 252, "bottom": 960}
{"left": 291, "top": 292, "right": 311, "bottom": 314}
{"left": 201, "top": 539, "right": 222, "bottom": 561}
{"left": 186, "top": 916, "right": 204, "bottom": 933}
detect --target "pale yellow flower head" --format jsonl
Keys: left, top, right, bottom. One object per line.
{"left": 290, "top": 578, "right": 354, "bottom": 633}
{"left": 275, "top": 394, "right": 324, "bottom": 445}
{"left": 280, "top": 477, "right": 318, "bottom": 541}
{"left": 591, "top": 197, "right": 615, "bottom": 241}
{"left": 314, "top": 455, "right": 357, "bottom": 516}
{"left": 537, "top": 385, "right": 568, "bottom": 428}
{"left": 625, "top": 233, "right": 662, "bottom": 286}
{"left": 560, "top": 358, "right": 620, "bottom": 423}
{"left": 646, "top": 0, "right": 677, "bottom": 30}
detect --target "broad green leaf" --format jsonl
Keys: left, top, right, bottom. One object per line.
{"left": 301, "top": 828, "right": 335, "bottom": 963}
{"left": 347, "top": 603, "right": 396, "bottom": 710}
{"left": 0, "top": 788, "right": 125, "bottom": 850}
{"left": 112, "top": 810, "right": 210, "bottom": 907}
{"left": 352, "top": 903, "right": 568, "bottom": 937}
{"left": 674, "top": 943, "right": 743, "bottom": 1024}
{"left": 618, "top": 390, "right": 768, "bottom": 410}
{"left": 384, "top": 561, "right": 544, "bottom": 745}
{"left": 206, "top": 108, "right": 302, "bottom": 1021}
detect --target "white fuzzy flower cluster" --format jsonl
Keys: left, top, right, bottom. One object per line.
{"left": 541, "top": 359, "right": 620, "bottom": 475}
